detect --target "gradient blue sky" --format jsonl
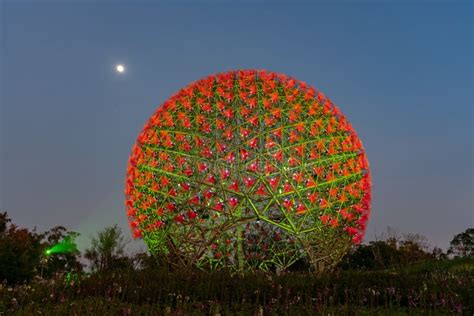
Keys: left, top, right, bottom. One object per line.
{"left": 1, "top": 1, "right": 472, "bottom": 252}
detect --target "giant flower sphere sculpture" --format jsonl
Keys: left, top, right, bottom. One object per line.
{"left": 125, "top": 70, "right": 371, "bottom": 272}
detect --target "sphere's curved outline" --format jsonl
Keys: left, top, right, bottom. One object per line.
{"left": 125, "top": 69, "right": 371, "bottom": 272}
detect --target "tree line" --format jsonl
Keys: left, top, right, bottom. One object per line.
{"left": 0, "top": 211, "right": 472, "bottom": 284}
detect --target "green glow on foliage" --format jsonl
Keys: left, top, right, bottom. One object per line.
{"left": 45, "top": 235, "right": 78, "bottom": 256}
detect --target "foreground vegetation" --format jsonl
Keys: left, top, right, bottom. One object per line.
{"left": 1, "top": 212, "right": 473, "bottom": 314}
{"left": 1, "top": 257, "right": 473, "bottom": 315}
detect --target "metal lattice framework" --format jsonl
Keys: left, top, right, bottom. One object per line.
{"left": 125, "top": 70, "right": 371, "bottom": 272}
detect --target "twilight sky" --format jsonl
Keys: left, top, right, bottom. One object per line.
{"left": 1, "top": 1, "right": 472, "bottom": 252}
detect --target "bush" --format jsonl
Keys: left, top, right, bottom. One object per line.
{"left": 1, "top": 257, "right": 472, "bottom": 314}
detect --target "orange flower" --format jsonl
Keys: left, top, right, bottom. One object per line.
{"left": 264, "top": 116, "right": 276, "bottom": 126}
{"left": 273, "top": 128, "right": 282, "bottom": 139}
{"left": 271, "top": 108, "right": 281, "bottom": 119}
{"left": 320, "top": 214, "right": 329, "bottom": 225}
{"left": 187, "top": 211, "right": 197, "bottom": 220}
{"left": 229, "top": 181, "right": 239, "bottom": 192}
{"left": 220, "top": 168, "right": 230, "bottom": 180}
{"left": 216, "top": 119, "right": 226, "bottom": 130}
{"left": 189, "top": 196, "right": 200, "bottom": 204}
{"left": 320, "top": 198, "right": 328, "bottom": 209}
{"left": 283, "top": 199, "right": 293, "bottom": 210}
{"left": 240, "top": 106, "right": 251, "bottom": 117}
{"left": 273, "top": 150, "right": 283, "bottom": 161}
{"left": 248, "top": 115, "right": 258, "bottom": 126}
{"left": 248, "top": 161, "right": 258, "bottom": 173}
{"left": 225, "top": 152, "right": 235, "bottom": 164}
{"left": 228, "top": 197, "right": 239, "bottom": 208}
{"left": 166, "top": 203, "right": 176, "bottom": 212}
{"left": 248, "top": 137, "right": 258, "bottom": 148}
{"left": 292, "top": 172, "right": 303, "bottom": 183}
{"left": 174, "top": 214, "right": 185, "bottom": 223}
{"left": 256, "top": 185, "right": 266, "bottom": 196}
{"left": 126, "top": 208, "right": 136, "bottom": 218}
{"left": 288, "top": 112, "right": 298, "bottom": 122}
{"left": 240, "top": 148, "right": 249, "bottom": 161}
{"left": 306, "top": 177, "right": 317, "bottom": 188}
{"left": 269, "top": 177, "right": 279, "bottom": 189}
{"left": 345, "top": 227, "right": 358, "bottom": 236}
{"left": 160, "top": 176, "right": 169, "bottom": 186}
{"left": 216, "top": 142, "right": 227, "bottom": 153}
{"left": 223, "top": 128, "right": 233, "bottom": 140}
{"left": 265, "top": 162, "right": 275, "bottom": 174}
{"left": 296, "top": 204, "right": 307, "bottom": 214}
{"left": 307, "top": 192, "right": 318, "bottom": 204}
{"left": 270, "top": 91, "right": 279, "bottom": 102}
{"left": 206, "top": 174, "right": 216, "bottom": 184}
{"left": 214, "top": 202, "right": 224, "bottom": 212}
{"left": 339, "top": 193, "right": 348, "bottom": 204}
{"left": 168, "top": 188, "right": 177, "bottom": 197}
{"left": 329, "top": 187, "right": 338, "bottom": 197}
{"left": 133, "top": 229, "right": 142, "bottom": 239}
{"left": 265, "top": 138, "right": 277, "bottom": 149}
{"left": 223, "top": 108, "right": 233, "bottom": 119}
{"left": 156, "top": 208, "right": 164, "bottom": 216}
{"left": 244, "top": 177, "right": 255, "bottom": 187}
{"left": 289, "top": 131, "right": 299, "bottom": 143}
{"left": 198, "top": 162, "right": 208, "bottom": 173}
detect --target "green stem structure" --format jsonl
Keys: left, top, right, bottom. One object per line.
{"left": 235, "top": 207, "right": 245, "bottom": 272}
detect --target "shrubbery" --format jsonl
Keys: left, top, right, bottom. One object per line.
{"left": 1, "top": 212, "right": 473, "bottom": 314}
{"left": 1, "top": 258, "right": 473, "bottom": 314}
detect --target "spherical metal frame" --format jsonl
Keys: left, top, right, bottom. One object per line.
{"left": 125, "top": 70, "right": 371, "bottom": 272}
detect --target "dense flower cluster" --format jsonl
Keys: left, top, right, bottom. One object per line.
{"left": 125, "top": 70, "right": 371, "bottom": 270}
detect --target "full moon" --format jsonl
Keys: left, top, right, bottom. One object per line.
{"left": 116, "top": 64, "right": 125, "bottom": 73}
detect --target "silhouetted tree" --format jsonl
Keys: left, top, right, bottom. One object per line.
{"left": 0, "top": 212, "right": 43, "bottom": 284}
{"left": 84, "top": 225, "right": 132, "bottom": 271}
{"left": 398, "top": 233, "right": 433, "bottom": 265}
{"left": 339, "top": 240, "right": 401, "bottom": 270}
{"left": 0, "top": 212, "right": 8, "bottom": 233}
{"left": 431, "top": 247, "right": 447, "bottom": 260}
{"left": 448, "top": 228, "right": 473, "bottom": 257}
{"left": 339, "top": 233, "right": 434, "bottom": 270}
